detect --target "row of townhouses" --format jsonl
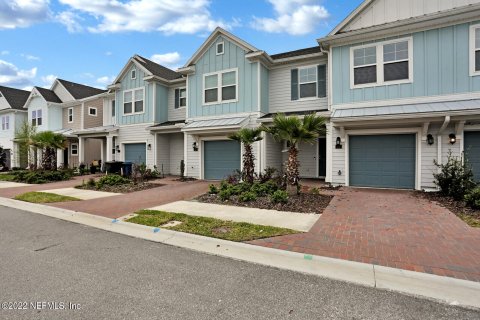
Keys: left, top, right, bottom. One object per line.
{"left": 1, "top": 0, "right": 480, "bottom": 190}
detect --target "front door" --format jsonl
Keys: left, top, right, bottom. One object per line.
{"left": 63, "top": 148, "right": 69, "bottom": 168}
{"left": 318, "top": 138, "right": 326, "bottom": 177}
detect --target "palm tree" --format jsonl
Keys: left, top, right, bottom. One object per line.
{"left": 262, "top": 113, "right": 327, "bottom": 193}
{"left": 14, "top": 121, "right": 37, "bottom": 168}
{"left": 31, "top": 131, "right": 65, "bottom": 170}
{"left": 228, "top": 127, "right": 263, "bottom": 184}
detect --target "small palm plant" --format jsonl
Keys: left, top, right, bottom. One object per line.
{"left": 228, "top": 127, "right": 263, "bottom": 184}
{"left": 32, "top": 131, "right": 65, "bottom": 170}
{"left": 262, "top": 113, "right": 327, "bottom": 194}
{"left": 15, "top": 121, "right": 37, "bottom": 168}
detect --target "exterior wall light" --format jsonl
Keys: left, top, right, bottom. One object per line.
{"left": 335, "top": 137, "right": 342, "bottom": 149}
{"left": 192, "top": 142, "right": 198, "bottom": 152}
{"left": 147, "top": 143, "right": 152, "bottom": 151}
{"left": 115, "top": 145, "right": 121, "bottom": 153}
{"left": 449, "top": 133, "right": 456, "bottom": 144}
{"left": 427, "top": 134, "right": 434, "bottom": 145}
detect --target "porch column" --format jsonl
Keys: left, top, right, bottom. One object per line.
{"left": 11, "top": 142, "right": 18, "bottom": 168}
{"left": 106, "top": 136, "right": 113, "bottom": 162}
{"left": 79, "top": 137, "right": 85, "bottom": 164}
{"left": 56, "top": 148, "right": 64, "bottom": 169}
{"left": 36, "top": 148, "right": 42, "bottom": 168}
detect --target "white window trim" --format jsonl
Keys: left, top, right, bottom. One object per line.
{"left": 71, "top": 143, "right": 78, "bottom": 156}
{"left": 1, "top": 115, "right": 9, "bottom": 130}
{"left": 216, "top": 42, "right": 224, "bottom": 55}
{"left": 469, "top": 24, "right": 480, "bottom": 77}
{"left": 298, "top": 64, "right": 318, "bottom": 101}
{"left": 349, "top": 37, "right": 413, "bottom": 89}
{"left": 177, "top": 87, "right": 187, "bottom": 109}
{"left": 202, "top": 68, "right": 238, "bottom": 106}
{"left": 123, "top": 87, "right": 145, "bottom": 116}
{"left": 32, "top": 109, "right": 42, "bottom": 127}
{"left": 88, "top": 107, "right": 97, "bottom": 117}
{"left": 68, "top": 107, "right": 74, "bottom": 123}
{"left": 131, "top": 69, "right": 136, "bottom": 80}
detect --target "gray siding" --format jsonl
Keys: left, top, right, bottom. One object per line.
{"left": 117, "top": 124, "right": 155, "bottom": 168}
{"left": 185, "top": 134, "right": 199, "bottom": 177}
{"left": 298, "top": 141, "right": 317, "bottom": 178}
{"left": 264, "top": 133, "right": 283, "bottom": 172}
{"left": 169, "top": 133, "right": 184, "bottom": 175}
{"left": 168, "top": 84, "right": 186, "bottom": 122}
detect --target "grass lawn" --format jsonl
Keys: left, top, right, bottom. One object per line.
{"left": 458, "top": 213, "right": 480, "bottom": 228}
{"left": 127, "top": 210, "right": 299, "bottom": 242}
{"left": 15, "top": 192, "right": 81, "bottom": 203}
{"left": 0, "top": 174, "right": 15, "bottom": 181}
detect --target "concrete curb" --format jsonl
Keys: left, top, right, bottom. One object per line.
{"left": 1, "top": 197, "right": 479, "bottom": 310}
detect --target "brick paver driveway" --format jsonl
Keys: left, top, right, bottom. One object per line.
{"left": 250, "top": 188, "right": 480, "bottom": 282}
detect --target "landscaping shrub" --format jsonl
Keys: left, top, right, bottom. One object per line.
{"left": 209, "top": 184, "right": 219, "bottom": 194}
{"left": 251, "top": 181, "right": 278, "bottom": 197}
{"left": 433, "top": 152, "right": 476, "bottom": 200}
{"left": 257, "top": 167, "right": 277, "bottom": 183}
{"left": 310, "top": 187, "right": 320, "bottom": 195}
{"left": 219, "top": 189, "right": 232, "bottom": 201}
{"left": 270, "top": 190, "right": 288, "bottom": 203}
{"left": 96, "top": 174, "right": 130, "bottom": 189}
{"left": 87, "top": 178, "right": 96, "bottom": 188}
{"left": 465, "top": 187, "right": 480, "bottom": 209}
{"left": 239, "top": 191, "right": 257, "bottom": 202}
{"left": 219, "top": 180, "right": 229, "bottom": 191}
{"left": 12, "top": 170, "right": 73, "bottom": 184}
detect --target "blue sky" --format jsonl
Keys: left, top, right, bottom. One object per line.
{"left": 0, "top": 0, "right": 362, "bottom": 91}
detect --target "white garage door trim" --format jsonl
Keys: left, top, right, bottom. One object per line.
{"left": 344, "top": 127, "right": 422, "bottom": 190}
{"left": 199, "top": 136, "right": 244, "bottom": 180}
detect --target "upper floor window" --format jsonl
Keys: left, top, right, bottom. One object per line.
{"left": 131, "top": 69, "right": 136, "bottom": 80}
{"left": 203, "top": 69, "right": 237, "bottom": 105}
{"left": 1, "top": 115, "right": 9, "bottom": 130}
{"left": 123, "top": 88, "right": 144, "bottom": 115}
{"left": 112, "top": 100, "right": 115, "bottom": 117}
{"left": 32, "top": 109, "right": 42, "bottom": 127}
{"left": 291, "top": 64, "right": 326, "bottom": 100}
{"left": 88, "top": 107, "right": 97, "bottom": 116}
{"left": 470, "top": 24, "right": 480, "bottom": 76}
{"left": 350, "top": 38, "right": 412, "bottom": 88}
{"left": 216, "top": 42, "right": 224, "bottom": 55}
{"left": 68, "top": 107, "right": 73, "bottom": 123}
{"left": 299, "top": 66, "right": 317, "bottom": 98}
{"left": 175, "top": 88, "right": 186, "bottom": 109}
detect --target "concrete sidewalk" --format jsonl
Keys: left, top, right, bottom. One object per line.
{"left": 42, "top": 187, "right": 119, "bottom": 200}
{"left": 150, "top": 201, "right": 320, "bottom": 231}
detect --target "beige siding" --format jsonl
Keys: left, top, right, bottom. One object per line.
{"left": 62, "top": 105, "right": 82, "bottom": 130}
{"left": 84, "top": 97, "right": 104, "bottom": 128}
{"left": 168, "top": 84, "right": 187, "bottom": 122}
{"left": 269, "top": 59, "right": 328, "bottom": 114}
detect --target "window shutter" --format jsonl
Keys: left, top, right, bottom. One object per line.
{"left": 174, "top": 89, "right": 179, "bottom": 109}
{"left": 291, "top": 69, "right": 298, "bottom": 101}
{"left": 317, "top": 65, "right": 326, "bottom": 98}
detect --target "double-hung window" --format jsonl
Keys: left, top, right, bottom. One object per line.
{"left": 175, "top": 88, "right": 187, "bottom": 109}
{"left": 123, "top": 88, "right": 144, "bottom": 115}
{"left": 68, "top": 107, "right": 73, "bottom": 123}
{"left": 32, "top": 109, "right": 42, "bottom": 126}
{"left": 1, "top": 115, "right": 9, "bottom": 130}
{"left": 71, "top": 143, "right": 78, "bottom": 156}
{"left": 351, "top": 38, "right": 412, "bottom": 88}
{"left": 203, "top": 69, "right": 237, "bottom": 105}
{"left": 298, "top": 67, "right": 317, "bottom": 98}
{"left": 470, "top": 24, "right": 480, "bottom": 76}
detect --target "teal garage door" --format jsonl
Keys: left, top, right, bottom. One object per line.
{"left": 464, "top": 132, "right": 480, "bottom": 181}
{"left": 349, "top": 134, "right": 416, "bottom": 189}
{"left": 125, "top": 143, "right": 146, "bottom": 164}
{"left": 204, "top": 140, "right": 241, "bottom": 180}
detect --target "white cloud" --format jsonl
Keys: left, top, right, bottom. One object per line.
{"left": 96, "top": 76, "right": 114, "bottom": 86}
{"left": 56, "top": 10, "right": 83, "bottom": 33}
{"left": 252, "top": 0, "right": 329, "bottom": 35}
{"left": 150, "top": 52, "right": 181, "bottom": 69}
{"left": 41, "top": 74, "right": 56, "bottom": 87}
{"left": 105, "top": 51, "right": 112, "bottom": 56}
{"left": 0, "top": 0, "right": 51, "bottom": 29}
{"left": 1, "top": 51, "right": 9, "bottom": 55}
{"left": 0, "top": 60, "right": 37, "bottom": 87}
{"left": 21, "top": 54, "right": 40, "bottom": 61}
{"left": 57, "top": 0, "right": 232, "bottom": 34}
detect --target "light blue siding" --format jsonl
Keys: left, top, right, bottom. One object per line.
{"left": 332, "top": 21, "right": 480, "bottom": 105}
{"left": 155, "top": 83, "right": 168, "bottom": 123}
{"left": 188, "top": 36, "right": 258, "bottom": 118}
{"left": 260, "top": 63, "right": 269, "bottom": 114}
{"left": 116, "top": 64, "right": 153, "bottom": 125}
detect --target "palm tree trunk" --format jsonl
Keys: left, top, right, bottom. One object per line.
{"left": 243, "top": 143, "right": 255, "bottom": 184}
{"left": 286, "top": 145, "right": 299, "bottom": 195}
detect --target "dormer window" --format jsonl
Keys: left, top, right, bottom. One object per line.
{"left": 216, "top": 42, "right": 224, "bottom": 55}
{"left": 131, "top": 69, "right": 136, "bottom": 79}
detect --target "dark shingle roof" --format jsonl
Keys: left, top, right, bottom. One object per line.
{"left": 134, "top": 55, "right": 183, "bottom": 81}
{"left": 34, "top": 87, "right": 62, "bottom": 103}
{"left": 57, "top": 79, "right": 106, "bottom": 99}
{"left": 270, "top": 46, "right": 322, "bottom": 60}
{"left": 0, "top": 86, "right": 30, "bottom": 110}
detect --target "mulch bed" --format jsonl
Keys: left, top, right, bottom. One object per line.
{"left": 416, "top": 191, "right": 480, "bottom": 221}
{"left": 196, "top": 192, "right": 333, "bottom": 214}
{"left": 77, "top": 183, "right": 163, "bottom": 194}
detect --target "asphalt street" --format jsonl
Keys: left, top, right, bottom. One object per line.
{"left": 0, "top": 206, "right": 478, "bottom": 320}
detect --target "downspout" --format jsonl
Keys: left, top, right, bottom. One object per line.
{"left": 437, "top": 115, "right": 450, "bottom": 172}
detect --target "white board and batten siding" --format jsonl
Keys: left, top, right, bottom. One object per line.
{"left": 117, "top": 124, "right": 155, "bottom": 167}
{"left": 269, "top": 60, "right": 328, "bottom": 114}
{"left": 169, "top": 133, "right": 184, "bottom": 175}
{"left": 168, "top": 84, "right": 187, "bottom": 122}
{"left": 344, "top": 0, "right": 480, "bottom": 32}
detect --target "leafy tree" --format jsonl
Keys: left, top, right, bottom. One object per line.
{"left": 262, "top": 113, "right": 327, "bottom": 193}
{"left": 31, "top": 131, "right": 65, "bottom": 170}
{"left": 228, "top": 127, "right": 263, "bottom": 184}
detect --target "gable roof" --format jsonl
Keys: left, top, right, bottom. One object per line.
{"left": 270, "top": 46, "right": 322, "bottom": 60}
{"left": 56, "top": 79, "right": 106, "bottom": 99}
{"left": 133, "top": 55, "right": 182, "bottom": 80}
{"left": 328, "top": 0, "right": 374, "bottom": 36}
{"left": 183, "top": 27, "right": 259, "bottom": 67}
{"left": 0, "top": 86, "right": 30, "bottom": 110}
{"left": 34, "top": 87, "right": 62, "bottom": 103}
